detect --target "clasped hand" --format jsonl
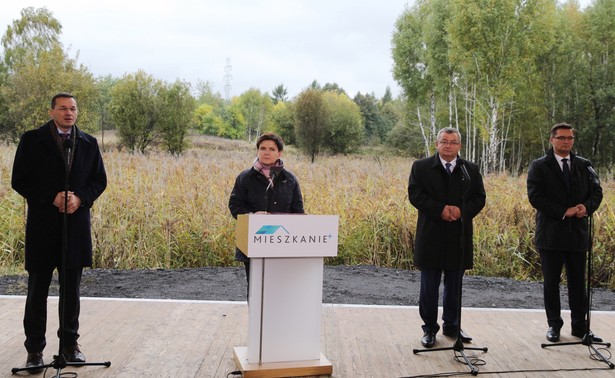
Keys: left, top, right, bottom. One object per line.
{"left": 564, "top": 204, "right": 587, "bottom": 218}
{"left": 441, "top": 205, "right": 461, "bottom": 222}
{"left": 53, "top": 191, "right": 81, "bottom": 214}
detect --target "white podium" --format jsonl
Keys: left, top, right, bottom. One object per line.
{"left": 232, "top": 214, "right": 339, "bottom": 378}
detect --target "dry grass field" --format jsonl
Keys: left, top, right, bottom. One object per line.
{"left": 1, "top": 134, "right": 614, "bottom": 288}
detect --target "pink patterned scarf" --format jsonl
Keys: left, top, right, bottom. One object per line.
{"left": 253, "top": 158, "right": 284, "bottom": 179}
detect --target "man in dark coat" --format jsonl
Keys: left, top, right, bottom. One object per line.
{"left": 11, "top": 92, "right": 107, "bottom": 370}
{"left": 408, "top": 127, "right": 486, "bottom": 348}
{"left": 527, "top": 123, "right": 603, "bottom": 343}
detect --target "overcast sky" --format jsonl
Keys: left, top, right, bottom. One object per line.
{"left": 1, "top": 1, "right": 592, "bottom": 101}
{"left": 1, "top": 1, "right": 414, "bottom": 99}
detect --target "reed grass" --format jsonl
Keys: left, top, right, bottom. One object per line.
{"left": 1, "top": 136, "right": 614, "bottom": 288}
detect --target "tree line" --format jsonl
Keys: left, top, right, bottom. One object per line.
{"left": 1, "top": 2, "right": 613, "bottom": 175}
{"left": 391, "top": 0, "right": 615, "bottom": 175}
{"left": 0, "top": 7, "right": 402, "bottom": 159}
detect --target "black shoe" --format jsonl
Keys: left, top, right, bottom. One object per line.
{"left": 26, "top": 352, "right": 44, "bottom": 373}
{"left": 443, "top": 328, "right": 473, "bottom": 343}
{"left": 62, "top": 344, "right": 86, "bottom": 363}
{"left": 421, "top": 332, "right": 436, "bottom": 348}
{"left": 571, "top": 329, "right": 603, "bottom": 343}
{"left": 546, "top": 326, "right": 560, "bottom": 342}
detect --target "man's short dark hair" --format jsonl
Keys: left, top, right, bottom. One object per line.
{"left": 256, "top": 132, "right": 284, "bottom": 151}
{"left": 550, "top": 122, "right": 575, "bottom": 137}
{"left": 51, "top": 92, "right": 76, "bottom": 109}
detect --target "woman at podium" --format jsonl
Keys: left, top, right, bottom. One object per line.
{"left": 229, "top": 132, "right": 304, "bottom": 292}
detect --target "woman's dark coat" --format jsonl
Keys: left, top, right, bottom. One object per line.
{"left": 229, "top": 165, "right": 304, "bottom": 262}
{"left": 12, "top": 121, "right": 107, "bottom": 270}
{"left": 408, "top": 153, "right": 486, "bottom": 270}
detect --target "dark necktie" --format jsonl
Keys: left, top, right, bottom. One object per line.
{"left": 60, "top": 133, "right": 70, "bottom": 141}
{"left": 562, "top": 158, "right": 570, "bottom": 188}
{"left": 445, "top": 162, "right": 452, "bottom": 175}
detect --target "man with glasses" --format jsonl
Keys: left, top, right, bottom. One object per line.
{"left": 408, "top": 127, "right": 486, "bottom": 348}
{"left": 527, "top": 123, "right": 603, "bottom": 342}
{"left": 12, "top": 92, "right": 107, "bottom": 371}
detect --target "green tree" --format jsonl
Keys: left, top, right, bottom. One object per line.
{"left": 1, "top": 7, "right": 62, "bottom": 69}
{"left": 218, "top": 104, "right": 247, "bottom": 139}
{"left": 158, "top": 80, "right": 195, "bottom": 155}
{"left": 271, "top": 84, "right": 288, "bottom": 104}
{"left": 110, "top": 70, "right": 164, "bottom": 153}
{"left": 270, "top": 101, "right": 296, "bottom": 144}
{"left": 195, "top": 102, "right": 246, "bottom": 139}
{"left": 582, "top": 0, "right": 615, "bottom": 167}
{"left": 322, "top": 82, "right": 347, "bottom": 96}
{"left": 111, "top": 73, "right": 193, "bottom": 154}
{"left": 391, "top": 3, "right": 438, "bottom": 155}
{"left": 94, "top": 74, "right": 118, "bottom": 151}
{"left": 236, "top": 88, "right": 273, "bottom": 142}
{"left": 380, "top": 86, "right": 393, "bottom": 106}
{"left": 323, "top": 91, "right": 363, "bottom": 154}
{"left": 194, "top": 103, "right": 213, "bottom": 133}
{"left": 195, "top": 79, "right": 224, "bottom": 107}
{"left": 295, "top": 88, "right": 327, "bottom": 162}
{"left": 448, "top": 0, "right": 555, "bottom": 172}
{"left": 309, "top": 80, "right": 321, "bottom": 90}
{"left": 387, "top": 119, "right": 425, "bottom": 157}
{"left": 354, "top": 92, "right": 385, "bottom": 143}
{"left": 195, "top": 104, "right": 225, "bottom": 136}
{"left": 379, "top": 98, "right": 402, "bottom": 146}
{"left": 1, "top": 46, "right": 96, "bottom": 141}
{"left": 0, "top": 7, "right": 85, "bottom": 141}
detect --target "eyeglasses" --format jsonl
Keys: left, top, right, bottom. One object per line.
{"left": 55, "top": 106, "right": 78, "bottom": 113}
{"left": 438, "top": 140, "right": 460, "bottom": 146}
{"left": 553, "top": 136, "right": 574, "bottom": 141}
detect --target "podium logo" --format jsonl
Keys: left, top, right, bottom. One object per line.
{"left": 253, "top": 224, "right": 333, "bottom": 245}
{"left": 255, "top": 225, "right": 290, "bottom": 235}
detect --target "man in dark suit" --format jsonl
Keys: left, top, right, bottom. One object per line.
{"left": 12, "top": 92, "right": 107, "bottom": 371}
{"left": 527, "top": 123, "right": 603, "bottom": 342}
{"left": 408, "top": 127, "right": 486, "bottom": 348}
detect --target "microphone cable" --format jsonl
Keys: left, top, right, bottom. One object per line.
{"left": 400, "top": 365, "right": 613, "bottom": 377}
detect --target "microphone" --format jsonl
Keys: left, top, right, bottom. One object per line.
{"left": 62, "top": 138, "right": 74, "bottom": 151}
{"left": 63, "top": 138, "right": 74, "bottom": 167}
{"left": 457, "top": 158, "right": 471, "bottom": 183}
{"left": 586, "top": 164, "right": 600, "bottom": 184}
{"left": 269, "top": 166, "right": 283, "bottom": 182}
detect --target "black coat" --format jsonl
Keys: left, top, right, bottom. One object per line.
{"left": 229, "top": 165, "right": 304, "bottom": 261}
{"left": 12, "top": 121, "right": 107, "bottom": 270}
{"left": 408, "top": 154, "right": 486, "bottom": 270}
{"left": 527, "top": 148, "right": 602, "bottom": 253}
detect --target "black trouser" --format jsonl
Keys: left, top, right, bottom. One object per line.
{"left": 24, "top": 267, "right": 83, "bottom": 353}
{"left": 419, "top": 268, "right": 464, "bottom": 334}
{"left": 539, "top": 249, "right": 587, "bottom": 332}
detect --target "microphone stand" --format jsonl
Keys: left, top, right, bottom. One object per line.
{"left": 541, "top": 165, "right": 613, "bottom": 369}
{"left": 12, "top": 136, "right": 111, "bottom": 376}
{"left": 413, "top": 160, "right": 488, "bottom": 376}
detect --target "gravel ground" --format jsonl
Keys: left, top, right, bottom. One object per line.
{"left": 1, "top": 265, "right": 614, "bottom": 310}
